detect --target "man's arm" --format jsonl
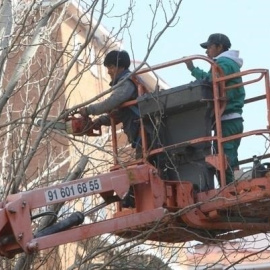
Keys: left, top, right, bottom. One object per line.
{"left": 85, "top": 79, "right": 136, "bottom": 116}
{"left": 191, "top": 67, "right": 211, "bottom": 81}
{"left": 190, "top": 58, "right": 234, "bottom": 82}
{"left": 186, "top": 60, "right": 210, "bottom": 81}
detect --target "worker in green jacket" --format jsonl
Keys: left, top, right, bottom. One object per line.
{"left": 185, "top": 33, "right": 245, "bottom": 185}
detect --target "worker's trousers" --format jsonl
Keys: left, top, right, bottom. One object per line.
{"left": 214, "top": 118, "right": 244, "bottom": 184}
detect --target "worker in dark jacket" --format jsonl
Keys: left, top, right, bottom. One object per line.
{"left": 79, "top": 50, "right": 139, "bottom": 207}
{"left": 185, "top": 33, "right": 245, "bottom": 185}
{"left": 79, "top": 50, "right": 140, "bottom": 148}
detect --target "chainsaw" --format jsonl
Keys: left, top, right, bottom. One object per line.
{"left": 35, "top": 114, "right": 101, "bottom": 137}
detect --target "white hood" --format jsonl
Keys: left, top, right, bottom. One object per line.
{"left": 214, "top": 50, "right": 243, "bottom": 68}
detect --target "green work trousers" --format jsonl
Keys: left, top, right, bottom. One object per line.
{"left": 215, "top": 118, "right": 244, "bottom": 184}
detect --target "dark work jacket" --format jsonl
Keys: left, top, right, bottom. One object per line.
{"left": 110, "top": 70, "right": 140, "bottom": 146}
{"left": 87, "top": 69, "right": 140, "bottom": 146}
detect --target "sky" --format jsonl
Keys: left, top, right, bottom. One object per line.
{"left": 106, "top": 0, "right": 269, "bottom": 83}
{"left": 101, "top": 0, "right": 270, "bottom": 164}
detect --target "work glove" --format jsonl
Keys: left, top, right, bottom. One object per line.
{"left": 92, "top": 118, "right": 102, "bottom": 130}
{"left": 79, "top": 107, "right": 88, "bottom": 117}
{"left": 185, "top": 60, "right": 195, "bottom": 71}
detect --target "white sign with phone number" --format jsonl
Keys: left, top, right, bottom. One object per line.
{"left": 45, "top": 179, "right": 102, "bottom": 203}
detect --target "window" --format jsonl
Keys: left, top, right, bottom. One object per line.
{"left": 89, "top": 46, "right": 98, "bottom": 77}
{"left": 73, "top": 32, "right": 83, "bottom": 62}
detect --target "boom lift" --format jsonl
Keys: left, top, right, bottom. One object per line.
{"left": 1, "top": 55, "right": 270, "bottom": 258}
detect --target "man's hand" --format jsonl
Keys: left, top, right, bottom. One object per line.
{"left": 92, "top": 118, "right": 102, "bottom": 130}
{"left": 79, "top": 107, "right": 88, "bottom": 117}
{"left": 185, "top": 60, "right": 195, "bottom": 71}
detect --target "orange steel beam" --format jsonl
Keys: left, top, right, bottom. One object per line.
{"left": 27, "top": 208, "right": 166, "bottom": 253}
{"left": 0, "top": 164, "right": 167, "bottom": 255}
